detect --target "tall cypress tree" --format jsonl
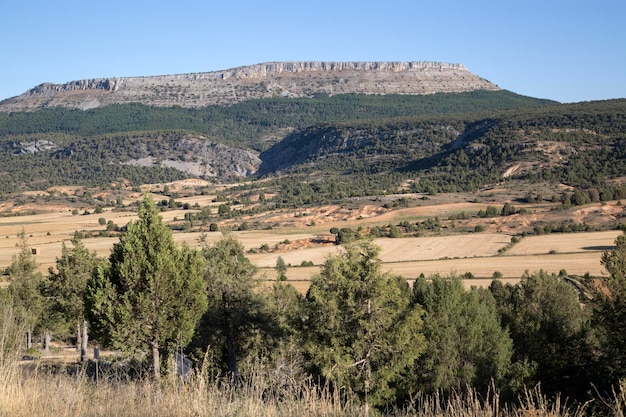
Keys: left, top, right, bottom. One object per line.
{"left": 85, "top": 195, "right": 207, "bottom": 380}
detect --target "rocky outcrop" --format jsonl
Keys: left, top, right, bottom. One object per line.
{"left": 10, "top": 139, "right": 58, "bottom": 154}
{"left": 123, "top": 136, "right": 261, "bottom": 179}
{"left": 0, "top": 61, "right": 500, "bottom": 112}
{"left": 29, "top": 78, "right": 119, "bottom": 94}
{"left": 219, "top": 61, "right": 469, "bottom": 78}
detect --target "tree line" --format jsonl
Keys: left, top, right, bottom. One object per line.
{"left": 3, "top": 195, "right": 626, "bottom": 412}
{"left": 0, "top": 90, "right": 551, "bottom": 148}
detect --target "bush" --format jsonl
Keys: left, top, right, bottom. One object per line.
{"left": 389, "top": 225, "right": 401, "bottom": 238}
{"left": 335, "top": 228, "right": 359, "bottom": 245}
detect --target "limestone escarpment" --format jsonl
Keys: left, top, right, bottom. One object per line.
{"left": 0, "top": 61, "right": 500, "bottom": 111}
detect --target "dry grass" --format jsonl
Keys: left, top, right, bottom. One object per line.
{"left": 0, "top": 305, "right": 604, "bottom": 417}
{"left": 0, "top": 361, "right": 354, "bottom": 417}
{"left": 0, "top": 306, "right": 621, "bottom": 417}
{"left": 0, "top": 306, "right": 620, "bottom": 417}
{"left": 3, "top": 359, "right": 623, "bottom": 417}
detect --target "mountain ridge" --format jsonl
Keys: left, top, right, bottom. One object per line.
{"left": 0, "top": 61, "right": 500, "bottom": 111}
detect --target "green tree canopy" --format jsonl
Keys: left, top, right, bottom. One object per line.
{"left": 192, "top": 234, "right": 263, "bottom": 378}
{"left": 85, "top": 195, "right": 207, "bottom": 380}
{"left": 7, "top": 230, "right": 45, "bottom": 349}
{"left": 591, "top": 232, "right": 626, "bottom": 389}
{"left": 46, "top": 236, "right": 103, "bottom": 359}
{"left": 303, "top": 240, "right": 424, "bottom": 408}
{"left": 490, "top": 271, "right": 592, "bottom": 398}
{"left": 411, "top": 275, "right": 513, "bottom": 395}
{"left": 275, "top": 256, "right": 288, "bottom": 281}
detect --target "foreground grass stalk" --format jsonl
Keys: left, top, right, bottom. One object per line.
{"left": 0, "top": 368, "right": 611, "bottom": 417}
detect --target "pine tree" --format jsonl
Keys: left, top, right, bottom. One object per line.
{"left": 492, "top": 270, "right": 591, "bottom": 398}
{"left": 85, "top": 195, "right": 207, "bottom": 380}
{"left": 303, "top": 240, "right": 424, "bottom": 408}
{"left": 412, "top": 275, "right": 513, "bottom": 394}
{"left": 193, "top": 234, "right": 260, "bottom": 378}
{"left": 591, "top": 233, "right": 626, "bottom": 389}
{"left": 47, "top": 236, "right": 103, "bottom": 361}
{"left": 259, "top": 278, "right": 307, "bottom": 386}
{"left": 7, "top": 230, "right": 44, "bottom": 350}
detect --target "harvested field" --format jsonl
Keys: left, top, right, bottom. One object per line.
{"left": 0, "top": 195, "right": 620, "bottom": 293}
{"left": 376, "top": 234, "right": 512, "bottom": 262}
{"left": 248, "top": 233, "right": 512, "bottom": 269}
{"left": 259, "top": 250, "right": 608, "bottom": 293}
{"left": 382, "top": 252, "right": 606, "bottom": 279}
{"left": 507, "top": 230, "right": 621, "bottom": 255}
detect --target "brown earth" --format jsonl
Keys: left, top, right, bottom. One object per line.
{"left": 1, "top": 186, "right": 623, "bottom": 293}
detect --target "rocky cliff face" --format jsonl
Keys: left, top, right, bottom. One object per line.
{"left": 0, "top": 61, "right": 499, "bottom": 111}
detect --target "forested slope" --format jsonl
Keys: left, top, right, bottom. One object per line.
{"left": 0, "top": 90, "right": 553, "bottom": 192}
{"left": 260, "top": 99, "right": 626, "bottom": 202}
{"left": 5, "top": 92, "right": 625, "bottom": 197}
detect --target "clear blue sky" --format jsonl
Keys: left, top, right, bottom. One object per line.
{"left": 1, "top": 0, "right": 624, "bottom": 104}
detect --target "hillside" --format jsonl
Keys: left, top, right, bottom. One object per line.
{"left": 0, "top": 61, "right": 500, "bottom": 111}
{"left": 2, "top": 61, "right": 624, "bottom": 209}
{"left": 1, "top": 97, "right": 624, "bottom": 197}
{"left": 0, "top": 90, "right": 555, "bottom": 192}
{"left": 259, "top": 99, "right": 626, "bottom": 183}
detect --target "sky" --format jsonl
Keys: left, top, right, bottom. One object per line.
{"left": 0, "top": 0, "right": 624, "bottom": 104}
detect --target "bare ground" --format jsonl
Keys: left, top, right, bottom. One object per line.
{"left": 1, "top": 188, "right": 623, "bottom": 292}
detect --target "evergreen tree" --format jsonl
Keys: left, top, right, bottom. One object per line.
{"left": 256, "top": 279, "right": 308, "bottom": 389}
{"left": 411, "top": 275, "right": 513, "bottom": 394}
{"left": 275, "top": 256, "right": 288, "bottom": 281}
{"left": 193, "top": 234, "right": 262, "bottom": 378}
{"left": 491, "top": 271, "right": 592, "bottom": 398}
{"left": 85, "top": 195, "right": 207, "bottom": 380}
{"left": 600, "top": 233, "right": 626, "bottom": 284}
{"left": 46, "top": 236, "right": 103, "bottom": 361}
{"left": 591, "top": 232, "right": 626, "bottom": 389}
{"left": 7, "top": 230, "right": 44, "bottom": 350}
{"left": 0, "top": 290, "right": 27, "bottom": 366}
{"left": 303, "top": 240, "right": 424, "bottom": 408}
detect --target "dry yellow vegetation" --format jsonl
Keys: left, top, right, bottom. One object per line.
{"left": 0, "top": 189, "right": 621, "bottom": 293}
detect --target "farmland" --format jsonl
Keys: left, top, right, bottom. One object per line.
{"left": 1, "top": 185, "right": 621, "bottom": 293}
